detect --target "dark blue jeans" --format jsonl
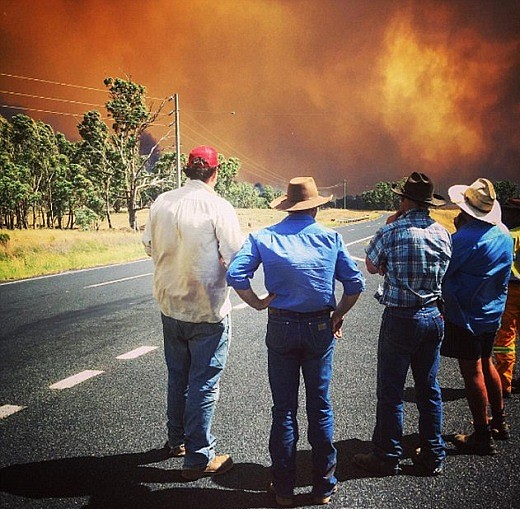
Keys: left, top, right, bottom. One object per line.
{"left": 162, "top": 314, "right": 230, "bottom": 469}
{"left": 266, "top": 313, "right": 337, "bottom": 499}
{"left": 372, "top": 306, "right": 445, "bottom": 467}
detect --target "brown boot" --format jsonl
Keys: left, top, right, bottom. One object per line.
{"left": 181, "top": 454, "right": 234, "bottom": 480}
{"left": 453, "top": 430, "right": 497, "bottom": 455}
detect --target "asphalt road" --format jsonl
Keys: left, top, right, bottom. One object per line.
{"left": 1, "top": 215, "right": 518, "bottom": 509}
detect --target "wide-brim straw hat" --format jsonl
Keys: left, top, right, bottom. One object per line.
{"left": 448, "top": 178, "right": 502, "bottom": 225}
{"left": 391, "top": 172, "right": 446, "bottom": 207}
{"left": 270, "top": 176, "right": 333, "bottom": 211}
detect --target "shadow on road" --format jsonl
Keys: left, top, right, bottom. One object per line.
{"left": 403, "top": 386, "right": 466, "bottom": 403}
{"left": 0, "top": 447, "right": 278, "bottom": 509}
{"left": 0, "top": 435, "right": 457, "bottom": 508}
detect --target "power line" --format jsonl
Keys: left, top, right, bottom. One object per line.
{"left": 0, "top": 72, "right": 106, "bottom": 93}
{"left": 0, "top": 103, "right": 97, "bottom": 118}
{"left": 0, "top": 89, "right": 104, "bottom": 108}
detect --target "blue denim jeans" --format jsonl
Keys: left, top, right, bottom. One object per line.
{"left": 162, "top": 313, "right": 230, "bottom": 469}
{"left": 372, "top": 306, "right": 445, "bottom": 468}
{"left": 266, "top": 313, "right": 337, "bottom": 499}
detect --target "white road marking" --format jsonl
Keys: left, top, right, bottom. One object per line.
{"left": 84, "top": 273, "right": 153, "bottom": 288}
{"left": 346, "top": 235, "right": 373, "bottom": 246}
{"left": 0, "top": 404, "right": 26, "bottom": 419}
{"left": 0, "top": 259, "right": 150, "bottom": 286}
{"left": 117, "top": 346, "right": 158, "bottom": 360}
{"left": 351, "top": 256, "right": 364, "bottom": 262}
{"left": 49, "top": 370, "right": 104, "bottom": 390}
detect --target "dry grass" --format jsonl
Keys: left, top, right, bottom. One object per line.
{"left": 0, "top": 207, "right": 454, "bottom": 282}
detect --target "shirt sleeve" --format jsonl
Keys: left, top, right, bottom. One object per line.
{"left": 141, "top": 208, "right": 152, "bottom": 257}
{"left": 215, "top": 201, "right": 245, "bottom": 266}
{"left": 226, "top": 233, "right": 262, "bottom": 290}
{"left": 336, "top": 235, "right": 366, "bottom": 295}
{"left": 366, "top": 225, "right": 389, "bottom": 269}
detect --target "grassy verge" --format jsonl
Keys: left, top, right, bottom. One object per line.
{"left": 0, "top": 207, "right": 456, "bottom": 282}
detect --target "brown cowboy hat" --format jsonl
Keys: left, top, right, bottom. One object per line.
{"left": 391, "top": 172, "right": 446, "bottom": 207}
{"left": 448, "top": 178, "right": 502, "bottom": 224}
{"left": 270, "top": 176, "right": 333, "bottom": 211}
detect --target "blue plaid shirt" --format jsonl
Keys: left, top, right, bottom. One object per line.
{"left": 366, "top": 209, "right": 452, "bottom": 307}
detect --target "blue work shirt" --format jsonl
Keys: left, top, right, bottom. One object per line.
{"left": 226, "top": 213, "right": 365, "bottom": 312}
{"left": 443, "top": 220, "right": 513, "bottom": 335}
{"left": 365, "top": 209, "right": 452, "bottom": 308}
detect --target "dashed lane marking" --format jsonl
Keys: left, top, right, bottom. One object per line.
{"left": 116, "top": 346, "right": 159, "bottom": 359}
{"left": 0, "top": 404, "right": 26, "bottom": 419}
{"left": 49, "top": 370, "right": 104, "bottom": 390}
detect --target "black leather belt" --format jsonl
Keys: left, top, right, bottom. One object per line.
{"left": 268, "top": 308, "right": 331, "bottom": 318}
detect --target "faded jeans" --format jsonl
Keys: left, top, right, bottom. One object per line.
{"left": 162, "top": 313, "right": 230, "bottom": 469}
{"left": 372, "top": 306, "right": 445, "bottom": 468}
{"left": 266, "top": 313, "right": 337, "bottom": 499}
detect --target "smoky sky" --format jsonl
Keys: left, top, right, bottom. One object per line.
{"left": 0, "top": 0, "right": 518, "bottom": 196}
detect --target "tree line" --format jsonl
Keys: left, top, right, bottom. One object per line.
{"left": 1, "top": 77, "right": 517, "bottom": 231}
{"left": 0, "top": 77, "right": 279, "bottom": 231}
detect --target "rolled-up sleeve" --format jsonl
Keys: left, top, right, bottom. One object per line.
{"left": 226, "top": 234, "right": 262, "bottom": 290}
{"left": 336, "top": 236, "right": 365, "bottom": 295}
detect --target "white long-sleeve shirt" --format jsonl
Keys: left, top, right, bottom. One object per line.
{"left": 142, "top": 179, "right": 244, "bottom": 323}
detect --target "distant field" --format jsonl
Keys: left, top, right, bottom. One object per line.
{"left": 0, "top": 207, "right": 456, "bottom": 282}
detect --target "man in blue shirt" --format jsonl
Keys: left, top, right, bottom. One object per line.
{"left": 353, "top": 172, "right": 452, "bottom": 477}
{"left": 227, "top": 176, "right": 365, "bottom": 506}
{"left": 442, "top": 178, "right": 513, "bottom": 454}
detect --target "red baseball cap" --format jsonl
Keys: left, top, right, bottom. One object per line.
{"left": 188, "top": 145, "right": 219, "bottom": 168}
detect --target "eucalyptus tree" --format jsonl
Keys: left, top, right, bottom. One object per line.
{"left": 103, "top": 77, "right": 174, "bottom": 229}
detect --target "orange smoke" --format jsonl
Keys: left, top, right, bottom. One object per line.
{"left": 0, "top": 0, "right": 518, "bottom": 195}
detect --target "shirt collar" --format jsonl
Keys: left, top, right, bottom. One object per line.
{"left": 185, "top": 179, "right": 216, "bottom": 194}
{"left": 283, "top": 213, "right": 316, "bottom": 224}
{"left": 402, "top": 208, "right": 430, "bottom": 218}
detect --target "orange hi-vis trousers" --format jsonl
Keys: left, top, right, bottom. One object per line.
{"left": 493, "top": 282, "right": 520, "bottom": 394}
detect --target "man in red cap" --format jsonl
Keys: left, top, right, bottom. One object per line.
{"left": 143, "top": 145, "right": 243, "bottom": 480}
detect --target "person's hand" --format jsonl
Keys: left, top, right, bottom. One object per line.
{"left": 253, "top": 293, "right": 276, "bottom": 310}
{"left": 331, "top": 311, "right": 344, "bottom": 339}
{"left": 386, "top": 210, "right": 402, "bottom": 224}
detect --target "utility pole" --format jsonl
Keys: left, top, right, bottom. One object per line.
{"left": 343, "top": 179, "right": 347, "bottom": 209}
{"left": 174, "top": 93, "right": 181, "bottom": 189}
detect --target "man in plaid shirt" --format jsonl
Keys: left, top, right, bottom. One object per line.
{"left": 353, "top": 172, "right": 452, "bottom": 476}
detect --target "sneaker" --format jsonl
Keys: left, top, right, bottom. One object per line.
{"left": 181, "top": 454, "right": 234, "bottom": 481}
{"left": 490, "top": 420, "right": 511, "bottom": 440}
{"left": 411, "top": 448, "right": 445, "bottom": 476}
{"left": 312, "top": 485, "right": 338, "bottom": 505}
{"left": 164, "top": 441, "right": 186, "bottom": 457}
{"left": 268, "top": 482, "right": 294, "bottom": 507}
{"left": 452, "top": 432, "right": 497, "bottom": 455}
{"left": 352, "top": 452, "right": 400, "bottom": 476}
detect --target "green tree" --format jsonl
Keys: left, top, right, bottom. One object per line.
{"left": 493, "top": 180, "right": 519, "bottom": 204}
{"left": 362, "top": 180, "right": 403, "bottom": 210}
{"left": 103, "top": 77, "right": 173, "bottom": 229}
{"left": 77, "top": 110, "right": 121, "bottom": 228}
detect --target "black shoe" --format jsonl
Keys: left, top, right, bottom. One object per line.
{"left": 411, "top": 447, "right": 445, "bottom": 476}
{"left": 452, "top": 431, "right": 497, "bottom": 455}
{"left": 490, "top": 419, "right": 511, "bottom": 440}
{"left": 352, "top": 452, "right": 400, "bottom": 476}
